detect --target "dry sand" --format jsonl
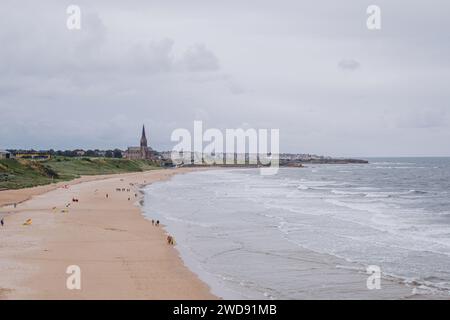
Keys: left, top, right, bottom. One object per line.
{"left": 0, "top": 168, "right": 216, "bottom": 299}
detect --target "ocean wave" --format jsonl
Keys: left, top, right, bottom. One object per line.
{"left": 371, "top": 162, "right": 415, "bottom": 165}
{"left": 407, "top": 189, "right": 428, "bottom": 195}
{"left": 327, "top": 188, "right": 428, "bottom": 199}
{"left": 364, "top": 192, "right": 392, "bottom": 198}
{"left": 164, "top": 215, "right": 214, "bottom": 228}
{"left": 372, "top": 166, "right": 427, "bottom": 169}
{"left": 400, "top": 277, "right": 450, "bottom": 296}
{"left": 325, "top": 198, "right": 384, "bottom": 214}
{"left": 143, "top": 165, "right": 450, "bottom": 299}
{"left": 295, "top": 179, "right": 353, "bottom": 190}
{"left": 364, "top": 189, "right": 428, "bottom": 198}
{"left": 331, "top": 189, "right": 366, "bottom": 196}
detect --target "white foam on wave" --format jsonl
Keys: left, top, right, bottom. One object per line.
{"left": 372, "top": 166, "right": 427, "bottom": 169}
{"left": 371, "top": 162, "right": 415, "bottom": 165}
{"left": 143, "top": 164, "right": 450, "bottom": 298}
{"left": 325, "top": 198, "right": 384, "bottom": 215}
{"left": 331, "top": 189, "right": 366, "bottom": 196}
{"left": 363, "top": 189, "right": 428, "bottom": 198}
{"left": 164, "top": 215, "right": 214, "bottom": 228}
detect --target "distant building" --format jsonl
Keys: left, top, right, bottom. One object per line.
{"left": 74, "top": 149, "right": 86, "bottom": 156}
{"left": 96, "top": 150, "right": 107, "bottom": 157}
{"left": 124, "top": 125, "right": 160, "bottom": 160}
{"left": 0, "top": 149, "right": 13, "bottom": 159}
{"left": 15, "top": 153, "right": 51, "bottom": 160}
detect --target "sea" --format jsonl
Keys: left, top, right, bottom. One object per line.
{"left": 142, "top": 158, "right": 450, "bottom": 299}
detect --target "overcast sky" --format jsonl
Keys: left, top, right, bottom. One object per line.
{"left": 0, "top": 0, "right": 449, "bottom": 156}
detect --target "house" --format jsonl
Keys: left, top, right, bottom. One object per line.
{"left": 74, "top": 149, "right": 86, "bottom": 156}
{"left": 0, "top": 149, "right": 13, "bottom": 159}
{"left": 15, "top": 153, "right": 50, "bottom": 160}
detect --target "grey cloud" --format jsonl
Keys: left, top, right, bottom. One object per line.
{"left": 338, "top": 59, "right": 361, "bottom": 71}
{"left": 0, "top": 9, "right": 220, "bottom": 78}
{"left": 396, "top": 108, "right": 448, "bottom": 129}
{"left": 1, "top": 0, "right": 450, "bottom": 156}
{"left": 226, "top": 81, "right": 245, "bottom": 95}
{"left": 129, "top": 39, "right": 175, "bottom": 73}
{"left": 185, "top": 73, "right": 245, "bottom": 95}
{"left": 181, "top": 44, "right": 220, "bottom": 72}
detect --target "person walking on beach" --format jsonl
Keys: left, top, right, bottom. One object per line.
{"left": 156, "top": 220, "right": 160, "bottom": 227}
{"left": 106, "top": 193, "right": 109, "bottom": 198}
{"left": 152, "top": 219, "right": 155, "bottom": 226}
{"left": 1, "top": 218, "right": 4, "bottom": 227}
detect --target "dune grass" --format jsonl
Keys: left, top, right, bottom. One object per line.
{"left": 0, "top": 157, "right": 160, "bottom": 190}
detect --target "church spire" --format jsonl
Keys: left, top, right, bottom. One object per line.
{"left": 140, "top": 125, "right": 148, "bottom": 147}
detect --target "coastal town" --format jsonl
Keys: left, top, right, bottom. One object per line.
{"left": 1, "top": 125, "right": 368, "bottom": 166}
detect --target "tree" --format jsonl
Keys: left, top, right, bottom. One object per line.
{"left": 85, "top": 150, "right": 96, "bottom": 157}
{"left": 113, "top": 149, "right": 123, "bottom": 158}
{"left": 105, "top": 150, "right": 113, "bottom": 158}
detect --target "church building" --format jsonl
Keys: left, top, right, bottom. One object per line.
{"left": 125, "top": 125, "right": 160, "bottom": 160}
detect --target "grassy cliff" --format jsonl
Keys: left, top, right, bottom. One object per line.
{"left": 0, "top": 157, "right": 160, "bottom": 190}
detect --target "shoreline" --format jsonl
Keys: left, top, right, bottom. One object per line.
{"left": 1, "top": 167, "right": 447, "bottom": 299}
{"left": 140, "top": 168, "right": 448, "bottom": 300}
{"left": 0, "top": 168, "right": 217, "bottom": 299}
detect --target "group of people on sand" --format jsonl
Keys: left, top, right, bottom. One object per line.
{"left": 115, "top": 188, "right": 131, "bottom": 192}
{"left": 166, "top": 235, "right": 175, "bottom": 245}
{"left": 0, "top": 180, "right": 175, "bottom": 241}
{"left": 113, "top": 185, "right": 176, "bottom": 245}
{"left": 112, "top": 186, "right": 139, "bottom": 201}
{"left": 151, "top": 219, "right": 176, "bottom": 245}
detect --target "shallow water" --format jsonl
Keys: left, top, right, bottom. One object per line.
{"left": 142, "top": 158, "right": 450, "bottom": 298}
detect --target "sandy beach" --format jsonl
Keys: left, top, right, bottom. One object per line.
{"left": 0, "top": 168, "right": 216, "bottom": 299}
{"left": 0, "top": 167, "right": 447, "bottom": 300}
